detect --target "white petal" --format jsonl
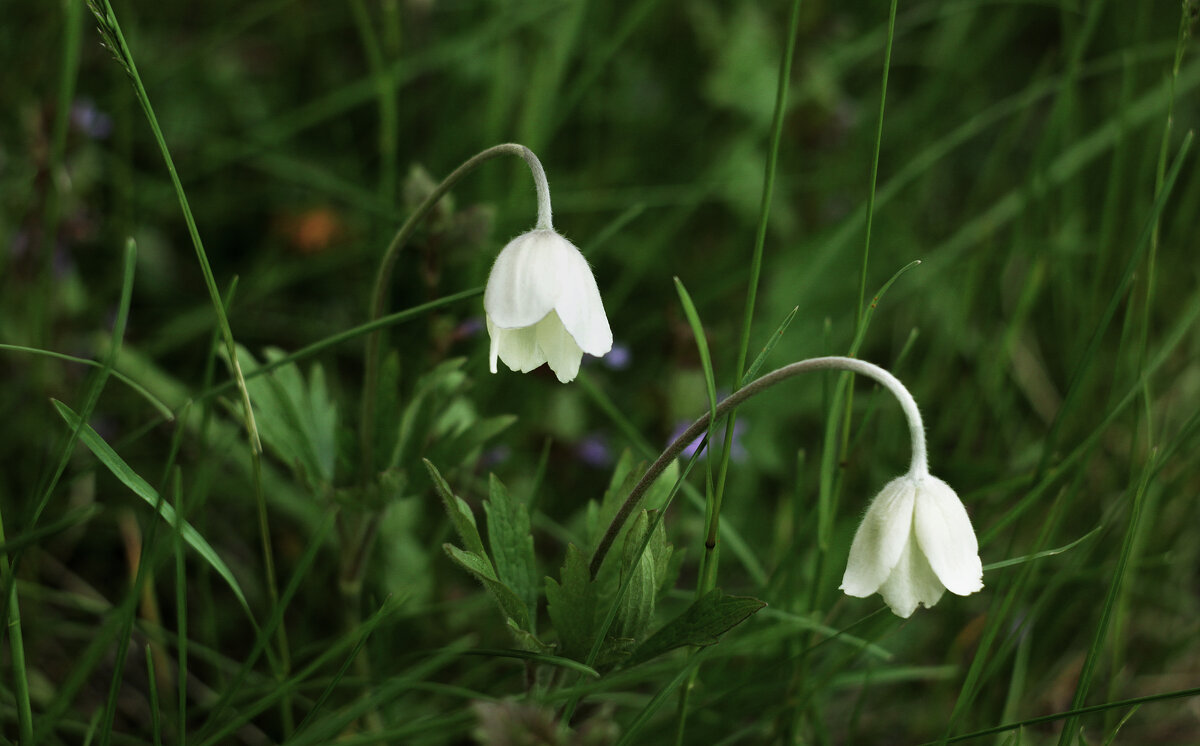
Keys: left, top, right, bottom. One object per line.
{"left": 488, "top": 318, "right": 545, "bottom": 373}
{"left": 878, "top": 534, "right": 946, "bottom": 618}
{"left": 535, "top": 312, "right": 583, "bottom": 383}
{"left": 913, "top": 474, "right": 984, "bottom": 596}
{"left": 553, "top": 244, "right": 612, "bottom": 357}
{"left": 840, "top": 476, "right": 918, "bottom": 598}
{"left": 484, "top": 230, "right": 567, "bottom": 329}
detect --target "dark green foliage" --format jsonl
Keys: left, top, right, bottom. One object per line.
{"left": 545, "top": 544, "right": 600, "bottom": 663}
{"left": 627, "top": 589, "right": 767, "bottom": 668}
{"left": 484, "top": 474, "right": 540, "bottom": 633}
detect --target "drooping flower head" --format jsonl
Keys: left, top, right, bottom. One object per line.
{"left": 483, "top": 148, "right": 612, "bottom": 383}
{"left": 832, "top": 360, "right": 984, "bottom": 617}
{"left": 840, "top": 471, "right": 983, "bottom": 618}
{"left": 484, "top": 229, "right": 612, "bottom": 382}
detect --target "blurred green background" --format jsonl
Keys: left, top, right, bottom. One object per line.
{"left": 2, "top": 0, "right": 1199, "bottom": 743}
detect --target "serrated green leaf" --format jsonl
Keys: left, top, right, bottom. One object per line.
{"left": 392, "top": 358, "right": 468, "bottom": 469}
{"left": 422, "top": 459, "right": 488, "bottom": 560}
{"left": 53, "top": 400, "right": 252, "bottom": 619}
{"left": 545, "top": 544, "right": 597, "bottom": 662}
{"left": 443, "top": 544, "right": 530, "bottom": 630}
{"left": 484, "top": 474, "right": 539, "bottom": 633}
{"left": 626, "top": 589, "right": 766, "bottom": 667}
{"left": 237, "top": 345, "right": 338, "bottom": 487}
{"left": 615, "top": 510, "right": 672, "bottom": 641}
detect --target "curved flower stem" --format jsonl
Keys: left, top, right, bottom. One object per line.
{"left": 588, "top": 356, "right": 926, "bottom": 579}
{"left": 358, "top": 143, "right": 552, "bottom": 483}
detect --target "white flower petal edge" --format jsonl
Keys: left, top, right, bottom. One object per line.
{"left": 840, "top": 471, "right": 983, "bottom": 618}
{"left": 840, "top": 476, "right": 916, "bottom": 598}
{"left": 913, "top": 474, "right": 984, "bottom": 596}
{"left": 484, "top": 229, "right": 612, "bottom": 382}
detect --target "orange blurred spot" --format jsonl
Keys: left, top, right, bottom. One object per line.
{"left": 278, "top": 207, "right": 343, "bottom": 254}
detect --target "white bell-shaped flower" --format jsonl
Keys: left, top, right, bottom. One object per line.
{"left": 840, "top": 470, "right": 983, "bottom": 618}
{"left": 484, "top": 228, "right": 612, "bottom": 383}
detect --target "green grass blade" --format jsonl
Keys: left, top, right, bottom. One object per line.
{"left": 0, "top": 345, "right": 174, "bottom": 420}
{"left": 854, "top": 0, "right": 900, "bottom": 331}
{"left": 983, "top": 525, "right": 1101, "bottom": 571}
{"left": 1034, "top": 131, "right": 1193, "bottom": 481}
{"left": 740, "top": 306, "right": 799, "bottom": 387}
{"left": 918, "top": 686, "right": 1200, "bottom": 745}
{"left": 673, "top": 277, "right": 718, "bottom": 420}
{"left": 52, "top": 400, "right": 253, "bottom": 618}
{"left": 1056, "top": 450, "right": 1158, "bottom": 746}
{"left": 146, "top": 645, "right": 162, "bottom": 746}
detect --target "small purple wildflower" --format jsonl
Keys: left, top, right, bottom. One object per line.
{"left": 575, "top": 433, "right": 613, "bottom": 468}
{"left": 479, "top": 445, "right": 511, "bottom": 469}
{"left": 454, "top": 316, "right": 485, "bottom": 340}
{"left": 602, "top": 343, "right": 631, "bottom": 370}
{"left": 668, "top": 418, "right": 748, "bottom": 463}
{"left": 70, "top": 99, "right": 113, "bottom": 140}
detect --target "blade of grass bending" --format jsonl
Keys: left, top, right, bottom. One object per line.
{"left": 24, "top": 238, "right": 137, "bottom": 540}
{"left": 1056, "top": 451, "right": 1158, "bottom": 746}
{"left": 52, "top": 401, "right": 253, "bottom": 619}
{"left": 982, "top": 525, "right": 1101, "bottom": 571}
{"left": 7, "top": 238, "right": 135, "bottom": 746}
{"left": 0, "top": 345, "right": 174, "bottom": 420}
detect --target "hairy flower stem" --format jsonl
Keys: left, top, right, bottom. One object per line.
{"left": 589, "top": 356, "right": 926, "bottom": 579}
{"left": 358, "top": 143, "right": 551, "bottom": 485}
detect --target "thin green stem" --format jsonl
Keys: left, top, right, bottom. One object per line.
{"left": 854, "top": 0, "right": 899, "bottom": 331}
{"left": 835, "top": 0, "right": 900, "bottom": 573}
{"left": 0, "top": 505, "right": 34, "bottom": 746}
{"left": 701, "top": 0, "right": 802, "bottom": 598}
{"left": 358, "top": 143, "right": 550, "bottom": 482}
{"left": 89, "top": 0, "right": 290, "bottom": 728}
{"left": 349, "top": 0, "right": 398, "bottom": 208}
{"left": 589, "top": 356, "right": 927, "bottom": 578}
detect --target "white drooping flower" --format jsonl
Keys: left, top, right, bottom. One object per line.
{"left": 484, "top": 228, "right": 612, "bottom": 383}
{"left": 840, "top": 470, "right": 983, "bottom": 618}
